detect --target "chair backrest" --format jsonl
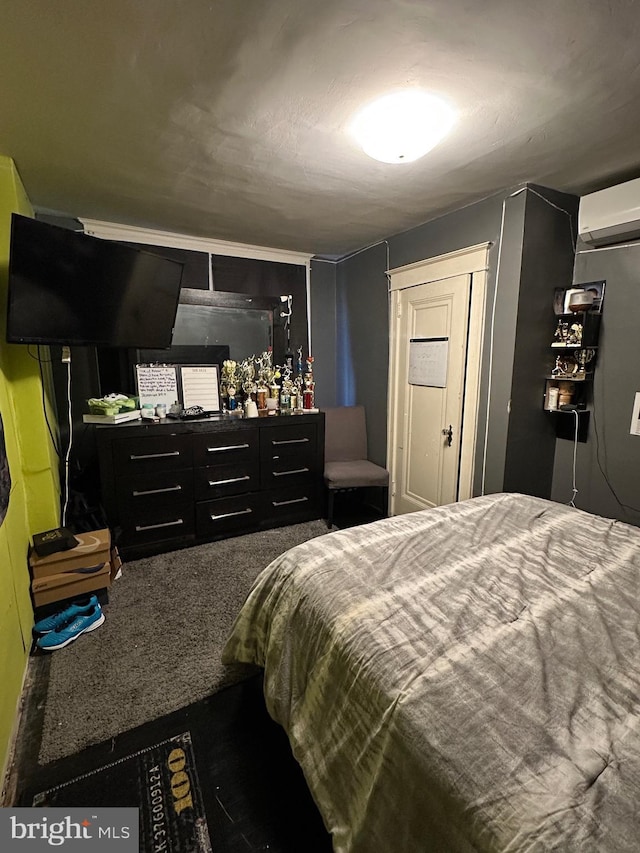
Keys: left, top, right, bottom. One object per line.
{"left": 323, "top": 405, "right": 368, "bottom": 463}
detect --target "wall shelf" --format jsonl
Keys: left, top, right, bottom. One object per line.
{"left": 544, "top": 373, "right": 593, "bottom": 382}
{"left": 544, "top": 284, "right": 605, "bottom": 441}
{"left": 550, "top": 409, "right": 590, "bottom": 443}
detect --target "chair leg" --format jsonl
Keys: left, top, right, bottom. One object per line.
{"left": 327, "top": 489, "right": 334, "bottom": 529}
{"left": 381, "top": 486, "right": 389, "bottom": 517}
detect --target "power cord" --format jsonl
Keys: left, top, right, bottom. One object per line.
{"left": 591, "top": 371, "right": 640, "bottom": 516}
{"left": 480, "top": 196, "right": 507, "bottom": 495}
{"left": 61, "top": 348, "right": 73, "bottom": 526}
{"left": 526, "top": 187, "right": 577, "bottom": 254}
{"left": 27, "top": 345, "right": 61, "bottom": 457}
{"left": 569, "top": 409, "right": 579, "bottom": 507}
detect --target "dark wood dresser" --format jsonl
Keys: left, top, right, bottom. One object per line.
{"left": 94, "top": 412, "right": 325, "bottom": 558}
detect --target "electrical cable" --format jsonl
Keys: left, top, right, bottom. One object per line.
{"left": 526, "top": 187, "right": 577, "bottom": 254}
{"left": 591, "top": 371, "right": 640, "bottom": 515}
{"left": 61, "top": 355, "right": 73, "bottom": 526}
{"left": 569, "top": 409, "right": 579, "bottom": 507}
{"left": 385, "top": 240, "right": 390, "bottom": 289}
{"left": 27, "top": 346, "right": 61, "bottom": 457}
{"left": 38, "top": 355, "right": 62, "bottom": 458}
{"left": 27, "top": 344, "right": 51, "bottom": 362}
{"left": 480, "top": 195, "right": 509, "bottom": 495}
{"left": 280, "top": 294, "right": 293, "bottom": 350}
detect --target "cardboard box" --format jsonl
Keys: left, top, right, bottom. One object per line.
{"left": 31, "top": 562, "right": 111, "bottom": 608}
{"left": 32, "top": 588, "right": 110, "bottom": 623}
{"left": 110, "top": 546, "right": 123, "bottom": 581}
{"left": 29, "top": 528, "right": 111, "bottom": 580}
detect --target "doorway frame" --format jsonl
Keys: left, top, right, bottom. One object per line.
{"left": 387, "top": 243, "right": 490, "bottom": 512}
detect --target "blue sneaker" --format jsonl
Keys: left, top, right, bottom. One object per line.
{"left": 37, "top": 602, "right": 105, "bottom": 651}
{"left": 33, "top": 595, "right": 100, "bottom": 635}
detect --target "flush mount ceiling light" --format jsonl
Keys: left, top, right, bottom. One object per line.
{"left": 350, "top": 90, "right": 456, "bottom": 164}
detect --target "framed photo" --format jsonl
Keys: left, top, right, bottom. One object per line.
{"left": 179, "top": 364, "right": 221, "bottom": 413}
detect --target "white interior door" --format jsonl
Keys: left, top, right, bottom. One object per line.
{"left": 390, "top": 274, "right": 471, "bottom": 514}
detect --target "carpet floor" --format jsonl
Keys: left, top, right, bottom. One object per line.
{"left": 31, "top": 519, "right": 332, "bottom": 765}
{"left": 17, "top": 675, "right": 332, "bottom": 852}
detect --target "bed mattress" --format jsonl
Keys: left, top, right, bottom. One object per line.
{"left": 223, "top": 492, "right": 640, "bottom": 852}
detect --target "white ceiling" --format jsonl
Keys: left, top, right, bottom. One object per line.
{"left": 2, "top": 0, "right": 640, "bottom": 257}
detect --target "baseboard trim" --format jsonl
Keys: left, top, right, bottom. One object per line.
{"left": 1, "top": 654, "right": 49, "bottom": 806}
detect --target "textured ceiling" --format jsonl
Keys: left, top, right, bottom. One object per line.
{"left": 2, "top": 0, "right": 640, "bottom": 256}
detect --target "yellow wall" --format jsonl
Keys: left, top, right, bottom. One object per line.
{"left": 0, "top": 157, "right": 60, "bottom": 784}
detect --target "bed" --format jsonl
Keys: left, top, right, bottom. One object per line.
{"left": 221, "top": 492, "right": 640, "bottom": 852}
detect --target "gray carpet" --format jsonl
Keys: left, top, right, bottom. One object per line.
{"left": 38, "top": 519, "right": 332, "bottom": 765}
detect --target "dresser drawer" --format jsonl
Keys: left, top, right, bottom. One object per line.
{"left": 261, "top": 457, "right": 316, "bottom": 490}
{"left": 260, "top": 423, "right": 317, "bottom": 465}
{"left": 196, "top": 493, "right": 262, "bottom": 538}
{"left": 260, "top": 423, "right": 319, "bottom": 489}
{"left": 111, "top": 433, "right": 192, "bottom": 476}
{"left": 118, "top": 502, "right": 195, "bottom": 549}
{"left": 194, "top": 462, "right": 260, "bottom": 501}
{"left": 192, "top": 429, "right": 259, "bottom": 467}
{"left": 117, "top": 469, "right": 194, "bottom": 513}
{"left": 261, "top": 483, "right": 322, "bottom": 526}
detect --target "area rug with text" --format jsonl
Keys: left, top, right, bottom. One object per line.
{"left": 18, "top": 676, "right": 331, "bottom": 853}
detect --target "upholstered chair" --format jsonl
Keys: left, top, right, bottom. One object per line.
{"left": 323, "top": 405, "right": 389, "bottom": 528}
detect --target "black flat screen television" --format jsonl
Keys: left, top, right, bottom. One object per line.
{"left": 6, "top": 214, "right": 184, "bottom": 347}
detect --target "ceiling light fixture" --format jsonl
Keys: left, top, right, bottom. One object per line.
{"left": 350, "top": 90, "right": 456, "bottom": 164}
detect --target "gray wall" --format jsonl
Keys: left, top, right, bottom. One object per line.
{"left": 503, "top": 187, "right": 578, "bottom": 497}
{"left": 336, "top": 242, "right": 390, "bottom": 467}
{"left": 480, "top": 190, "right": 526, "bottom": 494}
{"left": 551, "top": 240, "right": 640, "bottom": 525}
{"left": 310, "top": 184, "right": 581, "bottom": 496}
{"left": 312, "top": 189, "right": 515, "bottom": 480}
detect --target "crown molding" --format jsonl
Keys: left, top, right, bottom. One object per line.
{"left": 79, "top": 218, "right": 312, "bottom": 268}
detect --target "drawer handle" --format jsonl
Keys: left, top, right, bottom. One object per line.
{"left": 209, "top": 508, "right": 253, "bottom": 521}
{"left": 272, "top": 437, "right": 310, "bottom": 446}
{"left": 208, "top": 475, "right": 251, "bottom": 487}
{"left": 273, "top": 467, "right": 310, "bottom": 477}
{"left": 272, "top": 496, "right": 309, "bottom": 507}
{"left": 130, "top": 450, "right": 181, "bottom": 461}
{"left": 207, "top": 443, "right": 250, "bottom": 453}
{"left": 132, "top": 485, "right": 183, "bottom": 497}
{"left": 135, "top": 518, "right": 184, "bottom": 532}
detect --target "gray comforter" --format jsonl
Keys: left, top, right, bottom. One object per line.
{"left": 222, "top": 493, "right": 640, "bottom": 852}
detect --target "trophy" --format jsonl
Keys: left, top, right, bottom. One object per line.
{"left": 302, "top": 356, "right": 315, "bottom": 410}
{"left": 576, "top": 348, "right": 595, "bottom": 376}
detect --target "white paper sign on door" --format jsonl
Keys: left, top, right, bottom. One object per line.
{"left": 408, "top": 337, "right": 449, "bottom": 388}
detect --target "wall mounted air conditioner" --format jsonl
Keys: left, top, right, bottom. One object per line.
{"left": 579, "top": 176, "right": 640, "bottom": 246}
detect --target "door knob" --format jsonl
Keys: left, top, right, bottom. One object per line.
{"left": 442, "top": 425, "right": 453, "bottom": 446}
